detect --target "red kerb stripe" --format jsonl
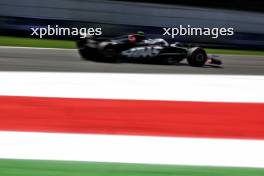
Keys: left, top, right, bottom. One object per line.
{"left": 1, "top": 96, "right": 264, "bottom": 139}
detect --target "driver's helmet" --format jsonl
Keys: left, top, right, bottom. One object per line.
{"left": 128, "top": 31, "right": 145, "bottom": 43}
{"left": 135, "top": 31, "right": 145, "bottom": 41}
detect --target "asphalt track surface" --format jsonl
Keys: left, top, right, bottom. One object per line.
{"left": 0, "top": 47, "right": 264, "bottom": 75}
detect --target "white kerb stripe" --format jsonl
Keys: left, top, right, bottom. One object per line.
{"left": 0, "top": 72, "right": 264, "bottom": 103}
{"left": 0, "top": 131, "right": 264, "bottom": 168}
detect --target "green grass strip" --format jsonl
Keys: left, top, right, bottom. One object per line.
{"left": 0, "top": 36, "right": 75, "bottom": 49}
{"left": 0, "top": 36, "right": 264, "bottom": 56}
{"left": 0, "top": 159, "right": 264, "bottom": 176}
{"left": 206, "top": 48, "right": 264, "bottom": 56}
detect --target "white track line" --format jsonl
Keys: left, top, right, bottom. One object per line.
{"left": 0, "top": 72, "right": 264, "bottom": 103}
{"left": 0, "top": 131, "right": 264, "bottom": 168}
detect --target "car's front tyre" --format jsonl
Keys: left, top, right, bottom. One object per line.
{"left": 187, "top": 47, "right": 207, "bottom": 67}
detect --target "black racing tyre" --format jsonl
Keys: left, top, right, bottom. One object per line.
{"left": 99, "top": 44, "right": 118, "bottom": 63}
{"left": 77, "top": 38, "right": 99, "bottom": 61}
{"left": 77, "top": 39, "right": 91, "bottom": 60}
{"left": 187, "top": 47, "right": 207, "bottom": 67}
{"left": 78, "top": 47, "right": 98, "bottom": 61}
{"left": 78, "top": 48, "right": 90, "bottom": 60}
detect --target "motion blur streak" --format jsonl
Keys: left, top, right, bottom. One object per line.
{"left": 0, "top": 96, "right": 264, "bottom": 139}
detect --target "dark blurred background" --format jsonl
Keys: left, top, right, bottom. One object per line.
{"left": 117, "top": 0, "right": 264, "bottom": 12}
{"left": 0, "top": 0, "right": 264, "bottom": 49}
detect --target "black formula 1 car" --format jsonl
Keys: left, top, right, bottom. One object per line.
{"left": 77, "top": 33, "right": 222, "bottom": 67}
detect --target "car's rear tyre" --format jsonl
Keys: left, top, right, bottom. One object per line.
{"left": 78, "top": 48, "right": 90, "bottom": 60}
{"left": 99, "top": 43, "right": 118, "bottom": 63}
{"left": 187, "top": 47, "right": 207, "bottom": 67}
{"left": 77, "top": 39, "right": 99, "bottom": 61}
{"left": 78, "top": 47, "right": 99, "bottom": 61}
